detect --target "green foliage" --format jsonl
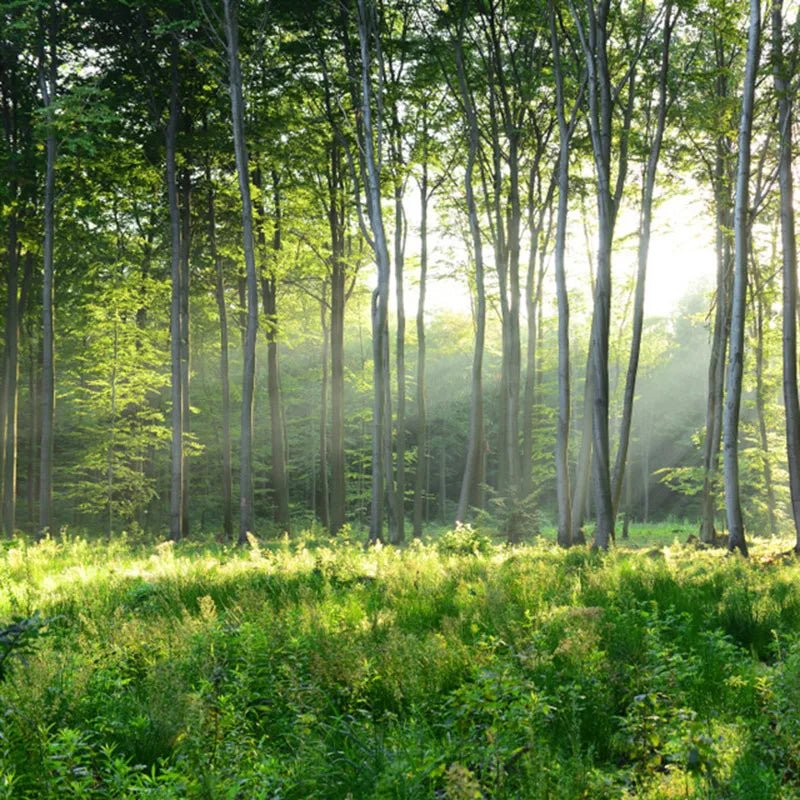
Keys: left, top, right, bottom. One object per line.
{"left": 0, "top": 611, "right": 51, "bottom": 682}
{"left": 1, "top": 532, "right": 800, "bottom": 797}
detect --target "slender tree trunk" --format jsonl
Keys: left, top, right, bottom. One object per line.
{"left": 320, "top": 294, "right": 330, "bottom": 529}
{"left": 166, "top": 49, "right": 183, "bottom": 541}
{"left": 38, "top": 9, "right": 57, "bottom": 538}
{"left": 2, "top": 221, "right": 19, "bottom": 537}
{"left": 723, "top": 0, "right": 759, "bottom": 557}
{"left": 262, "top": 273, "right": 290, "bottom": 531}
{"left": 179, "top": 165, "right": 191, "bottom": 536}
{"left": 454, "top": 35, "right": 486, "bottom": 525}
{"left": 206, "top": 164, "right": 233, "bottom": 541}
{"left": 571, "top": 356, "right": 592, "bottom": 545}
{"left": 611, "top": 7, "right": 673, "bottom": 521}
{"left": 328, "top": 141, "right": 347, "bottom": 535}
{"left": 27, "top": 329, "right": 38, "bottom": 530}
{"left": 255, "top": 168, "right": 291, "bottom": 532}
{"left": 223, "top": 0, "right": 259, "bottom": 544}
{"left": 752, "top": 268, "right": 777, "bottom": 535}
{"left": 700, "top": 149, "right": 733, "bottom": 544}
{"left": 413, "top": 136, "right": 429, "bottom": 539}
{"left": 774, "top": 0, "right": 800, "bottom": 552}
{"left": 355, "top": 0, "right": 393, "bottom": 544}
{"left": 392, "top": 127, "right": 406, "bottom": 544}
{"left": 550, "top": 0, "right": 572, "bottom": 547}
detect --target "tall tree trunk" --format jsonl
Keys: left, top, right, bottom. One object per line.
{"left": 570, "top": 0, "right": 615, "bottom": 548}
{"left": 454, "top": 34, "right": 486, "bottom": 525}
{"left": 700, "top": 152, "right": 733, "bottom": 544}
{"left": 262, "top": 272, "right": 290, "bottom": 531}
{"left": 355, "top": 0, "right": 393, "bottom": 544}
{"left": 392, "top": 129, "right": 406, "bottom": 544}
{"left": 38, "top": 7, "right": 57, "bottom": 538}
{"left": 320, "top": 294, "right": 330, "bottom": 529}
{"left": 206, "top": 163, "right": 233, "bottom": 541}
{"left": 571, "top": 355, "right": 592, "bottom": 545}
{"left": 413, "top": 131, "right": 429, "bottom": 540}
{"left": 723, "top": 0, "right": 759, "bottom": 557}
{"left": 611, "top": 6, "right": 674, "bottom": 519}
{"left": 751, "top": 266, "right": 777, "bottom": 535}
{"left": 550, "top": 0, "right": 572, "bottom": 547}
{"left": 328, "top": 141, "right": 347, "bottom": 535}
{"left": 774, "top": 0, "right": 800, "bottom": 553}
{"left": 179, "top": 165, "right": 191, "bottom": 536}
{"left": 223, "top": 0, "right": 259, "bottom": 544}
{"left": 255, "top": 168, "right": 291, "bottom": 532}
{"left": 166, "top": 49, "right": 183, "bottom": 541}
{"left": 2, "top": 221, "right": 19, "bottom": 537}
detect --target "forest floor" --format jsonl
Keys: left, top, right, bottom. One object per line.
{"left": 1, "top": 523, "right": 800, "bottom": 798}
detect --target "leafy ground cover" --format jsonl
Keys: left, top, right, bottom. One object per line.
{"left": 1, "top": 525, "right": 800, "bottom": 798}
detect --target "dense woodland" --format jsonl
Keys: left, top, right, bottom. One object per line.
{"left": 1, "top": 0, "right": 799, "bottom": 553}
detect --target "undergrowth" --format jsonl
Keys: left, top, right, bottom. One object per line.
{"left": 1, "top": 528, "right": 799, "bottom": 798}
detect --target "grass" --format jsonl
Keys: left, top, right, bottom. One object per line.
{"left": 1, "top": 523, "right": 800, "bottom": 798}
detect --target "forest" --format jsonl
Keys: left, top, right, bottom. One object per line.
{"left": 3, "top": 0, "right": 800, "bottom": 797}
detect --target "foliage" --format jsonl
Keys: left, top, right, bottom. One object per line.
{"left": 1, "top": 530, "right": 800, "bottom": 797}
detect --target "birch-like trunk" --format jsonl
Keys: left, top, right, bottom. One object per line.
{"left": 723, "top": 0, "right": 759, "bottom": 557}
{"left": 223, "top": 0, "right": 259, "bottom": 544}
{"left": 773, "top": 0, "right": 800, "bottom": 552}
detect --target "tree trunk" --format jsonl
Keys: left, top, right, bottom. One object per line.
{"left": 38, "top": 8, "right": 57, "bottom": 538}
{"left": 454, "top": 35, "right": 487, "bottom": 525}
{"left": 774, "top": 0, "right": 800, "bottom": 553}
{"left": 751, "top": 266, "right": 777, "bottom": 535}
{"left": 2, "top": 221, "right": 19, "bottom": 537}
{"left": 166, "top": 49, "right": 183, "bottom": 542}
{"left": 206, "top": 162, "right": 233, "bottom": 541}
{"left": 550, "top": 0, "right": 572, "bottom": 547}
{"left": 320, "top": 294, "right": 330, "bottom": 530}
{"left": 392, "top": 124, "right": 406, "bottom": 544}
{"left": 179, "top": 165, "right": 191, "bottom": 536}
{"left": 254, "top": 168, "right": 291, "bottom": 532}
{"left": 328, "top": 141, "right": 347, "bottom": 535}
{"left": 413, "top": 133, "right": 429, "bottom": 539}
{"left": 355, "top": 0, "right": 393, "bottom": 544}
{"left": 223, "top": 0, "right": 259, "bottom": 544}
{"left": 571, "top": 355, "right": 592, "bottom": 545}
{"left": 723, "top": 0, "right": 759, "bottom": 557}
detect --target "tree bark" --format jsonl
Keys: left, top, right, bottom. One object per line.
{"left": 206, "top": 160, "right": 233, "bottom": 542}
{"left": 328, "top": 140, "right": 347, "bottom": 535}
{"left": 38, "top": 6, "right": 57, "bottom": 538}
{"left": 223, "top": 0, "right": 259, "bottom": 544}
{"left": 413, "top": 125, "right": 429, "bottom": 539}
{"left": 2, "top": 220, "right": 19, "bottom": 537}
{"left": 774, "top": 0, "right": 800, "bottom": 552}
{"left": 723, "top": 0, "right": 759, "bottom": 557}
{"left": 550, "top": 0, "right": 572, "bottom": 547}
{"left": 454, "top": 34, "right": 486, "bottom": 526}
{"left": 166, "top": 48, "right": 183, "bottom": 542}
{"left": 179, "top": 164, "right": 191, "bottom": 536}
{"left": 355, "top": 0, "right": 393, "bottom": 544}
{"left": 751, "top": 265, "right": 777, "bottom": 535}
{"left": 392, "top": 122, "right": 406, "bottom": 544}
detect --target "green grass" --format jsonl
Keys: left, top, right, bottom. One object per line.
{"left": 2, "top": 524, "right": 800, "bottom": 798}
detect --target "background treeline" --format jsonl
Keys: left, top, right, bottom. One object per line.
{"left": 0, "top": 0, "right": 797, "bottom": 549}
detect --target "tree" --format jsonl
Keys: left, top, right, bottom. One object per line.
{"left": 773, "top": 0, "right": 800, "bottom": 553}
{"left": 723, "top": 0, "right": 760, "bottom": 557}
{"left": 222, "top": 0, "right": 260, "bottom": 543}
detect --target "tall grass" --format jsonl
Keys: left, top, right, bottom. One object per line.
{"left": 0, "top": 527, "right": 799, "bottom": 798}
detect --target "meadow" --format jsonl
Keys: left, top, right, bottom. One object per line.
{"left": 2, "top": 524, "right": 800, "bottom": 799}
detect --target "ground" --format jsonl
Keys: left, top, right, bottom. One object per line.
{"left": 1, "top": 522, "right": 800, "bottom": 798}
